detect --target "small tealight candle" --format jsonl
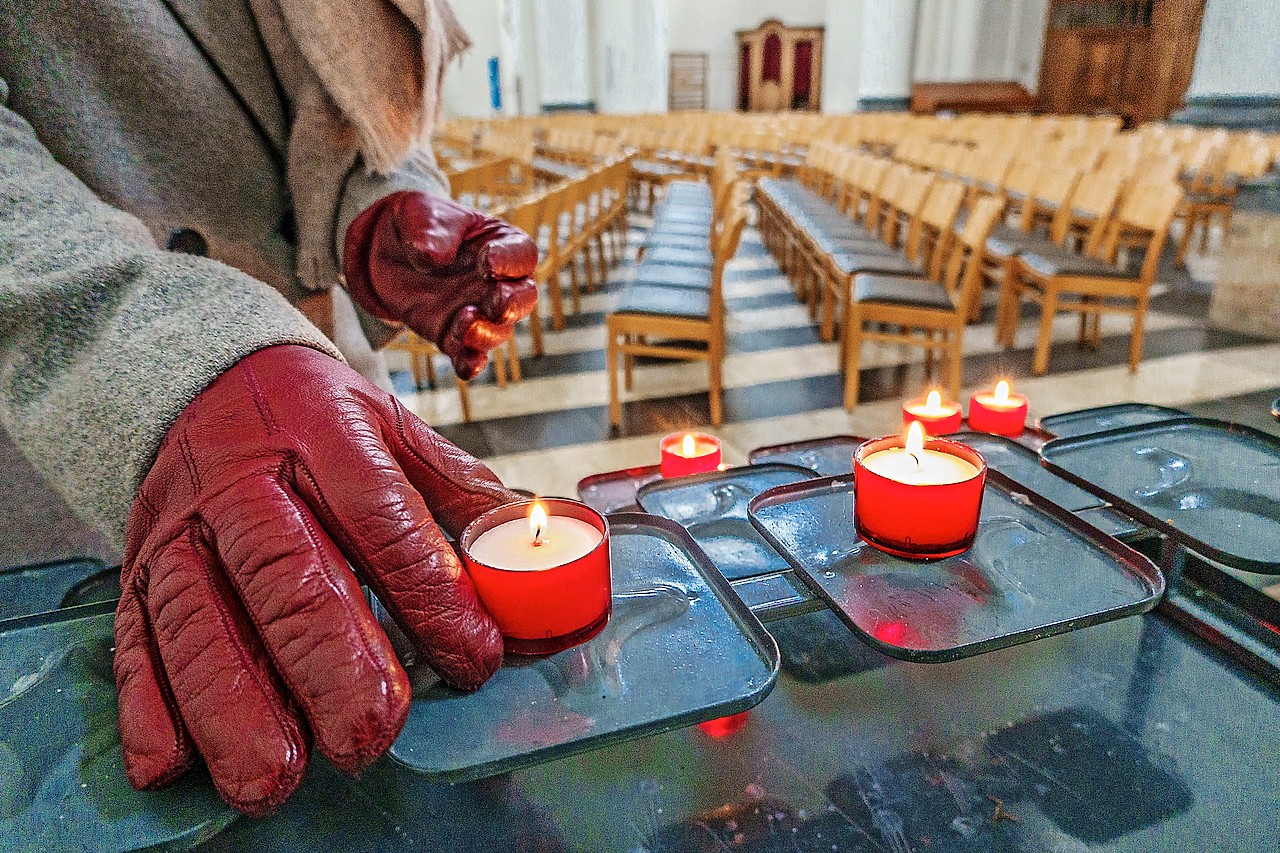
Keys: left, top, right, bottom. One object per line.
{"left": 461, "top": 498, "right": 611, "bottom": 655}
{"left": 968, "top": 380, "right": 1029, "bottom": 436}
{"left": 660, "top": 431, "right": 722, "bottom": 478}
{"left": 853, "top": 422, "right": 987, "bottom": 559}
{"left": 902, "top": 389, "right": 963, "bottom": 436}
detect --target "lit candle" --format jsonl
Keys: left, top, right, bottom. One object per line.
{"left": 967, "top": 380, "right": 1029, "bottom": 436}
{"left": 659, "top": 431, "right": 723, "bottom": 478}
{"left": 853, "top": 422, "right": 987, "bottom": 560}
{"left": 461, "top": 498, "right": 612, "bottom": 655}
{"left": 902, "top": 389, "right": 963, "bottom": 436}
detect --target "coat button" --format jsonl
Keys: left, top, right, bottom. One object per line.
{"left": 167, "top": 227, "right": 208, "bottom": 256}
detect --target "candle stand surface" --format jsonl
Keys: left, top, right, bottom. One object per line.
{"left": 749, "top": 471, "right": 1164, "bottom": 662}
{"left": 954, "top": 432, "right": 1105, "bottom": 513}
{"left": 635, "top": 463, "right": 813, "bottom": 580}
{"left": 1041, "top": 418, "right": 1280, "bottom": 574}
{"left": 387, "top": 514, "right": 779, "bottom": 782}
{"left": 576, "top": 464, "right": 662, "bottom": 514}
{"left": 0, "top": 558, "right": 115, "bottom": 622}
{"left": 747, "top": 434, "right": 861, "bottom": 476}
{"left": 0, "top": 604, "right": 236, "bottom": 852}
{"left": 1037, "top": 403, "right": 1189, "bottom": 440}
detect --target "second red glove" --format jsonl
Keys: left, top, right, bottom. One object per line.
{"left": 343, "top": 191, "right": 538, "bottom": 379}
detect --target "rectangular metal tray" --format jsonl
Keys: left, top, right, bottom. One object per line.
{"left": 0, "top": 558, "right": 116, "bottom": 624}
{"left": 0, "top": 604, "right": 235, "bottom": 853}
{"left": 576, "top": 464, "right": 663, "bottom": 514}
{"left": 1041, "top": 417, "right": 1280, "bottom": 574}
{"left": 636, "top": 463, "right": 816, "bottom": 580}
{"left": 747, "top": 434, "right": 861, "bottom": 476}
{"left": 954, "top": 431, "right": 1107, "bottom": 513}
{"left": 748, "top": 471, "right": 1164, "bottom": 662}
{"left": 387, "top": 513, "right": 780, "bottom": 781}
{"left": 1037, "top": 403, "right": 1189, "bottom": 439}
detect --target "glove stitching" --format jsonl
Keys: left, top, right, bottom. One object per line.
{"left": 388, "top": 399, "right": 498, "bottom": 508}
{"left": 177, "top": 429, "right": 202, "bottom": 496}
{"left": 265, "top": 458, "right": 403, "bottom": 767}
{"left": 185, "top": 523, "right": 306, "bottom": 810}
{"left": 119, "top": 575, "right": 194, "bottom": 787}
{"left": 242, "top": 359, "right": 279, "bottom": 436}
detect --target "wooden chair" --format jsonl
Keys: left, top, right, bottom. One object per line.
{"left": 1176, "top": 138, "right": 1271, "bottom": 262}
{"left": 843, "top": 195, "right": 1005, "bottom": 410}
{"left": 383, "top": 330, "right": 493, "bottom": 423}
{"left": 606, "top": 185, "right": 750, "bottom": 427}
{"left": 1007, "top": 182, "right": 1183, "bottom": 375}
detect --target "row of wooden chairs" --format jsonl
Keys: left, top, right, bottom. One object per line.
{"left": 607, "top": 157, "right": 747, "bottom": 427}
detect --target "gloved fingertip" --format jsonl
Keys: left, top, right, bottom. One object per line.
{"left": 451, "top": 348, "right": 489, "bottom": 381}
{"left": 481, "top": 235, "right": 538, "bottom": 280}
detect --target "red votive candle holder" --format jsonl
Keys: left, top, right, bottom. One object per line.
{"left": 853, "top": 425, "right": 987, "bottom": 560}
{"left": 902, "top": 389, "right": 963, "bottom": 436}
{"left": 659, "top": 431, "right": 722, "bottom": 478}
{"left": 967, "top": 380, "right": 1028, "bottom": 436}
{"left": 460, "top": 498, "right": 611, "bottom": 656}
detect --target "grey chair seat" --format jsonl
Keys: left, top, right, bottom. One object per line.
{"left": 650, "top": 223, "right": 711, "bottom": 239}
{"left": 642, "top": 234, "right": 710, "bottom": 251}
{"left": 985, "top": 223, "right": 1054, "bottom": 258}
{"left": 632, "top": 262, "right": 711, "bottom": 289}
{"left": 639, "top": 246, "right": 713, "bottom": 268}
{"left": 1020, "top": 251, "right": 1135, "bottom": 279}
{"left": 835, "top": 253, "right": 924, "bottom": 276}
{"left": 532, "top": 157, "right": 585, "bottom": 179}
{"left": 616, "top": 283, "right": 710, "bottom": 318}
{"left": 854, "top": 274, "right": 953, "bottom": 309}
{"left": 632, "top": 159, "right": 684, "bottom": 176}
{"left": 656, "top": 208, "right": 713, "bottom": 225}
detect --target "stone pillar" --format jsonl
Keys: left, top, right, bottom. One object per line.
{"left": 534, "top": 0, "right": 593, "bottom": 110}
{"left": 856, "top": 0, "right": 920, "bottom": 111}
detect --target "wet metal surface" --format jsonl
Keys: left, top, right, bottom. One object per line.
{"left": 0, "top": 604, "right": 235, "bottom": 852}
{"left": 0, "top": 559, "right": 115, "bottom": 624}
{"left": 1037, "top": 403, "right": 1189, "bottom": 439}
{"left": 953, "top": 432, "right": 1105, "bottom": 513}
{"left": 198, "top": 610, "right": 1280, "bottom": 853}
{"left": 577, "top": 465, "right": 663, "bottom": 514}
{"left": 387, "top": 514, "right": 780, "bottom": 781}
{"left": 749, "top": 472, "right": 1164, "bottom": 662}
{"left": 637, "top": 463, "right": 814, "bottom": 581}
{"left": 748, "top": 434, "right": 863, "bottom": 476}
{"left": 1042, "top": 418, "right": 1280, "bottom": 574}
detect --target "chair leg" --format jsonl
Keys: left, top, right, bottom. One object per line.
{"left": 709, "top": 349, "right": 724, "bottom": 427}
{"left": 623, "top": 335, "right": 634, "bottom": 391}
{"left": 493, "top": 351, "right": 507, "bottom": 388}
{"left": 607, "top": 324, "right": 622, "bottom": 427}
{"left": 1032, "top": 289, "right": 1058, "bottom": 376}
{"left": 997, "top": 257, "right": 1020, "bottom": 347}
{"left": 527, "top": 304, "right": 545, "bottom": 357}
{"left": 843, "top": 310, "right": 863, "bottom": 411}
{"left": 548, "top": 270, "right": 566, "bottom": 331}
{"left": 423, "top": 351, "right": 437, "bottom": 389}
{"left": 819, "top": 274, "right": 836, "bottom": 343}
{"left": 1129, "top": 305, "right": 1148, "bottom": 373}
{"left": 410, "top": 352, "right": 425, "bottom": 390}
{"left": 454, "top": 376, "right": 473, "bottom": 423}
{"left": 507, "top": 338, "right": 522, "bottom": 383}
{"left": 1176, "top": 211, "right": 1196, "bottom": 264}
{"left": 947, "top": 332, "right": 962, "bottom": 402}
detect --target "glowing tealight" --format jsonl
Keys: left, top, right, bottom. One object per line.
{"left": 529, "top": 501, "right": 548, "bottom": 544}
{"left": 681, "top": 433, "right": 696, "bottom": 457}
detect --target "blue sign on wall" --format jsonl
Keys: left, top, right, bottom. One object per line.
{"left": 488, "top": 56, "right": 502, "bottom": 112}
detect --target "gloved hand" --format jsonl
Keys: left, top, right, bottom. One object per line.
{"left": 114, "top": 345, "right": 512, "bottom": 816}
{"left": 343, "top": 191, "right": 538, "bottom": 380}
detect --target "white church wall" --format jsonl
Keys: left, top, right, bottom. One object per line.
{"left": 1189, "top": 0, "right": 1280, "bottom": 97}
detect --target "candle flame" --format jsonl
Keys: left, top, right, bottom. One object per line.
{"left": 994, "top": 380, "right": 1010, "bottom": 404}
{"left": 529, "top": 501, "right": 548, "bottom": 545}
{"left": 924, "top": 389, "right": 942, "bottom": 415}
{"left": 905, "top": 421, "right": 925, "bottom": 464}
{"left": 681, "top": 433, "right": 696, "bottom": 457}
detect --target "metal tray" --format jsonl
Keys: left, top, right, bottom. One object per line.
{"left": 954, "top": 431, "right": 1106, "bottom": 512}
{"left": 0, "top": 559, "right": 117, "bottom": 624}
{"left": 747, "top": 434, "right": 861, "bottom": 476}
{"left": 576, "top": 464, "right": 663, "bottom": 514}
{"left": 0, "top": 604, "right": 236, "bottom": 853}
{"left": 1038, "top": 403, "right": 1189, "bottom": 439}
{"left": 748, "top": 471, "right": 1164, "bottom": 662}
{"left": 387, "top": 513, "right": 780, "bottom": 781}
{"left": 636, "top": 463, "right": 815, "bottom": 580}
{"left": 1041, "top": 417, "right": 1280, "bottom": 574}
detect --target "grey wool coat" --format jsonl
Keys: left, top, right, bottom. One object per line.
{"left": 0, "top": 0, "right": 466, "bottom": 569}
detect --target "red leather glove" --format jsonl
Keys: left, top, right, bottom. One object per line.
{"left": 114, "top": 345, "right": 511, "bottom": 816}
{"left": 343, "top": 191, "right": 538, "bottom": 380}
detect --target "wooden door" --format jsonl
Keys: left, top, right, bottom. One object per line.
{"left": 736, "top": 20, "right": 824, "bottom": 112}
{"left": 1038, "top": 0, "right": 1205, "bottom": 124}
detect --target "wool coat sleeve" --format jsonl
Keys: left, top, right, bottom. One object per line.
{"left": 0, "top": 78, "right": 343, "bottom": 547}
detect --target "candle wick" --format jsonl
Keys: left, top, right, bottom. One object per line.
{"left": 908, "top": 452, "right": 922, "bottom": 467}
{"left": 532, "top": 527, "right": 544, "bottom": 547}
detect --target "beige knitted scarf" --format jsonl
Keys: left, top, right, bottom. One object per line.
{"left": 249, "top": 0, "right": 470, "bottom": 292}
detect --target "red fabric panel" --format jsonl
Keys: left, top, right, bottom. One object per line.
{"left": 793, "top": 39, "right": 813, "bottom": 105}
{"left": 762, "top": 33, "right": 782, "bottom": 83}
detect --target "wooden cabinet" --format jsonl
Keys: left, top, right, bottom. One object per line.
{"left": 1038, "top": 0, "right": 1205, "bottom": 125}
{"left": 736, "top": 19, "right": 824, "bottom": 112}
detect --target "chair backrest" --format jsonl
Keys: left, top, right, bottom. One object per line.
{"left": 1003, "top": 160, "right": 1041, "bottom": 200}
{"left": 909, "top": 180, "right": 965, "bottom": 269}
{"left": 886, "top": 170, "right": 934, "bottom": 246}
{"left": 1101, "top": 181, "right": 1183, "bottom": 284}
{"left": 1062, "top": 170, "right": 1123, "bottom": 253}
{"left": 948, "top": 195, "right": 1005, "bottom": 319}
{"left": 1023, "top": 167, "right": 1083, "bottom": 232}
{"left": 709, "top": 183, "right": 751, "bottom": 325}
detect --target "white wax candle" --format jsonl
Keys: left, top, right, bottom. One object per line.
{"left": 861, "top": 448, "right": 979, "bottom": 485}
{"left": 468, "top": 516, "right": 603, "bottom": 571}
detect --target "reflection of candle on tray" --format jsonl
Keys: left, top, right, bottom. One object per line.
{"left": 968, "top": 380, "right": 1028, "bottom": 436}
{"left": 902, "top": 389, "right": 963, "bottom": 435}
{"left": 461, "top": 498, "right": 612, "bottom": 655}
{"left": 854, "top": 422, "right": 987, "bottom": 559}
{"left": 660, "top": 431, "right": 722, "bottom": 478}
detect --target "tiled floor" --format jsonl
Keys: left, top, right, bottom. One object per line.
{"left": 385, "top": 209, "right": 1280, "bottom": 511}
